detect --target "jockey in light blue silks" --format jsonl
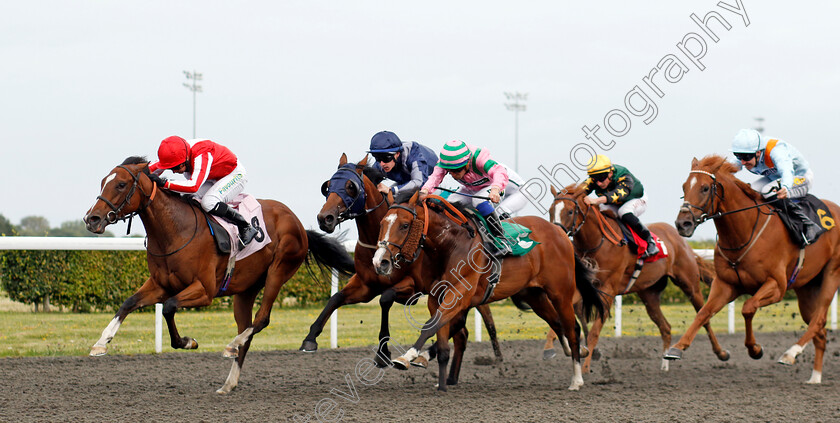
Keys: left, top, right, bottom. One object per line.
{"left": 729, "top": 128, "right": 821, "bottom": 241}
{"left": 367, "top": 131, "right": 438, "bottom": 197}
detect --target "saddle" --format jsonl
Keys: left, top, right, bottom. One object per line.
{"left": 774, "top": 195, "right": 834, "bottom": 247}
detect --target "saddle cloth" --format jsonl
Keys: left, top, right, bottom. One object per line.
{"left": 472, "top": 214, "right": 539, "bottom": 257}
{"left": 617, "top": 221, "right": 668, "bottom": 263}
{"left": 209, "top": 193, "right": 272, "bottom": 261}
{"left": 776, "top": 195, "right": 834, "bottom": 247}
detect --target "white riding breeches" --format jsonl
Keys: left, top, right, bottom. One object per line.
{"left": 196, "top": 164, "right": 249, "bottom": 211}
{"left": 751, "top": 169, "right": 814, "bottom": 199}
{"left": 600, "top": 194, "right": 648, "bottom": 218}
{"left": 446, "top": 167, "right": 528, "bottom": 216}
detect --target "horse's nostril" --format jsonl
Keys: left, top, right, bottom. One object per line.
{"left": 324, "top": 215, "right": 335, "bottom": 224}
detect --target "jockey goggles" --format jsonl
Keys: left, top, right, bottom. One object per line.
{"left": 590, "top": 172, "right": 610, "bottom": 182}
{"left": 734, "top": 152, "right": 757, "bottom": 161}
{"left": 372, "top": 153, "right": 396, "bottom": 163}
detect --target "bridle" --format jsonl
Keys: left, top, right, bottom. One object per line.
{"left": 96, "top": 165, "right": 157, "bottom": 233}
{"left": 553, "top": 194, "right": 621, "bottom": 254}
{"left": 322, "top": 165, "right": 389, "bottom": 223}
{"left": 378, "top": 195, "right": 471, "bottom": 268}
{"left": 552, "top": 195, "right": 587, "bottom": 237}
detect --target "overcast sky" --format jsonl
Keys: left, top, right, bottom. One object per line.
{"left": 2, "top": 0, "right": 838, "bottom": 241}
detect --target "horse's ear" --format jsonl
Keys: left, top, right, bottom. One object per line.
{"left": 339, "top": 153, "right": 348, "bottom": 166}
{"left": 359, "top": 155, "right": 369, "bottom": 168}
{"left": 550, "top": 185, "right": 558, "bottom": 197}
{"left": 691, "top": 157, "right": 699, "bottom": 169}
{"left": 410, "top": 190, "right": 420, "bottom": 205}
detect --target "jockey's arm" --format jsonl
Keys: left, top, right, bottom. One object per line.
{"left": 164, "top": 153, "right": 212, "bottom": 193}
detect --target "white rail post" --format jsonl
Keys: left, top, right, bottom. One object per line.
{"left": 614, "top": 295, "right": 622, "bottom": 337}
{"left": 832, "top": 290, "right": 838, "bottom": 331}
{"left": 728, "top": 301, "right": 735, "bottom": 334}
{"left": 330, "top": 268, "right": 339, "bottom": 349}
{"left": 155, "top": 303, "right": 163, "bottom": 353}
{"left": 475, "top": 309, "right": 482, "bottom": 342}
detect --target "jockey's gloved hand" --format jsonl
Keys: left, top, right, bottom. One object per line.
{"left": 148, "top": 174, "right": 168, "bottom": 188}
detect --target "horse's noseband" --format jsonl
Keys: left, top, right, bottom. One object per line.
{"left": 96, "top": 165, "right": 155, "bottom": 225}
{"left": 380, "top": 204, "right": 426, "bottom": 269}
{"left": 681, "top": 170, "right": 720, "bottom": 226}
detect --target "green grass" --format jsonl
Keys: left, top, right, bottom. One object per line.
{"left": 0, "top": 298, "right": 817, "bottom": 358}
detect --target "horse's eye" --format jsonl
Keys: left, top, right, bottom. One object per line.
{"left": 117, "top": 182, "right": 127, "bottom": 189}
{"left": 400, "top": 223, "right": 410, "bottom": 230}
{"left": 701, "top": 185, "right": 710, "bottom": 193}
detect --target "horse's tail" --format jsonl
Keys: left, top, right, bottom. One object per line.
{"left": 574, "top": 254, "right": 609, "bottom": 322}
{"left": 305, "top": 230, "right": 356, "bottom": 277}
{"left": 694, "top": 253, "right": 716, "bottom": 286}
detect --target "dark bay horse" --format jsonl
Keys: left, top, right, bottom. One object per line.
{"left": 666, "top": 155, "right": 840, "bottom": 384}
{"left": 374, "top": 192, "right": 608, "bottom": 391}
{"left": 547, "top": 184, "right": 729, "bottom": 372}
{"left": 302, "top": 154, "right": 503, "bottom": 379}
{"left": 83, "top": 157, "right": 354, "bottom": 394}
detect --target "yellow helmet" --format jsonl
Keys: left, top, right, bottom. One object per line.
{"left": 586, "top": 154, "right": 613, "bottom": 175}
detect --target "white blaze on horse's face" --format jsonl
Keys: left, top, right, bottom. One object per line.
{"left": 688, "top": 175, "right": 698, "bottom": 191}
{"left": 553, "top": 201, "right": 566, "bottom": 225}
{"left": 86, "top": 172, "right": 117, "bottom": 216}
{"left": 372, "top": 213, "right": 398, "bottom": 270}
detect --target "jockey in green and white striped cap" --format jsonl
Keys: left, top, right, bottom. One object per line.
{"left": 437, "top": 140, "right": 471, "bottom": 169}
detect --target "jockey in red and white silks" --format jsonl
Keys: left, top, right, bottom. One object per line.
{"left": 148, "top": 135, "right": 258, "bottom": 246}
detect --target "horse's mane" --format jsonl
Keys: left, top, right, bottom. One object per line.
{"left": 121, "top": 156, "right": 150, "bottom": 174}
{"left": 695, "top": 155, "right": 762, "bottom": 201}
{"left": 361, "top": 165, "right": 386, "bottom": 186}
{"left": 394, "top": 187, "right": 420, "bottom": 204}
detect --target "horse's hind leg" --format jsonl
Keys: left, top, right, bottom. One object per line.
{"left": 446, "top": 313, "right": 470, "bottom": 386}
{"left": 636, "top": 286, "right": 672, "bottom": 371}
{"left": 90, "top": 278, "right": 165, "bottom": 356}
{"left": 543, "top": 329, "right": 559, "bottom": 360}
{"left": 218, "top": 288, "right": 260, "bottom": 394}
{"left": 782, "top": 271, "right": 837, "bottom": 384}
{"left": 527, "top": 290, "right": 583, "bottom": 391}
{"left": 476, "top": 304, "right": 503, "bottom": 364}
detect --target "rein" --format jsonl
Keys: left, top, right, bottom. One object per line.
{"left": 96, "top": 165, "right": 158, "bottom": 234}
{"left": 144, "top": 204, "right": 200, "bottom": 257}
{"left": 553, "top": 194, "right": 620, "bottom": 254}
{"left": 378, "top": 194, "right": 472, "bottom": 268}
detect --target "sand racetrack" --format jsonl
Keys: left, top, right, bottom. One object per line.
{"left": 2, "top": 332, "right": 840, "bottom": 422}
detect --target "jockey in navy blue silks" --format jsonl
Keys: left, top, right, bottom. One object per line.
{"left": 367, "top": 131, "right": 438, "bottom": 196}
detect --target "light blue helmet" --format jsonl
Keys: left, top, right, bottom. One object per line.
{"left": 731, "top": 129, "right": 763, "bottom": 153}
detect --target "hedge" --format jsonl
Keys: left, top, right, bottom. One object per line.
{"left": 0, "top": 250, "right": 341, "bottom": 312}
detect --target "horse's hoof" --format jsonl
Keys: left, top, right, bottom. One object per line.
{"left": 748, "top": 344, "right": 763, "bottom": 360}
{"left": 591, "top": 348, "right": 601, "bottom": 361}
{"left": 392, "top": 357, "right": 410, "bottom": 370}
{"left": 718, "top": 350, "right": 731, "bottom": 362}
{"left": 300, "top": 340, "right": 318, "bottom": 353}
{"left": 373, "top": 353, "right": 391, "bottom": 368}
{"left": 543, "top": 348, "right": 557, "bottom": 360}
{"left": 580, "top": 346, "right": 590, "bottom": 359}
{"left": 437, "top": 383, "right": 448, "bottom": 392}
{"left": 184, "top": 337, "right": 198, "bottom": 350}
{"left": 410, "top": 356, "right": 428, "bottom": 369}
{"left": 222, "top": 345, "right": 239, "bottom": 359}
{"left": 664, "top": 347, "right": 683, "bottom": 360}
{"left": 777, "top": 354, "right": 796, "bottom": 366}
{"left": 89, "top": 346, "right": 107, "bottom": 357}
{"left": 215, "top": 385, "right": 234, "bottom": 394}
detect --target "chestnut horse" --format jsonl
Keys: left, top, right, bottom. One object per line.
{"left": 302, "top": 154, "right": 503, "bottom": 380}
{"left": 666, "top": 155, "right": 840, "bottom": 384}
{"left": 373, "top": 192, "right": 608, "bottom": 391}
{"left": 83, "top": 157, "right": 355, "bottom": 394}
{"left": 545, "top": 184, "right": 730, "bottom": 372}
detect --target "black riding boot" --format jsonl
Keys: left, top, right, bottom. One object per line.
{"left": 785, "top": 199, "right": 822, "bottom": 245}
{"left": 621, "top": 213, "right": 659, "bottom": 258}
{"left": 209, "top": 202, "right": 259, "bottom": 247}
{"left": 484, "top": 212, "right": 510, "bottom": 258}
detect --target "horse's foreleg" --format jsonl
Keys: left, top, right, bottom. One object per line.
{"left": 741, "top": 278, "right": 784, "bottom": 360}
{"left": 528, "top": 290, "right": 583, "bottom": 391}
{"left": 393, "top": 299, "right": 461, "bottom": 373}
{"left": 675, "top": 272, "right": 730, "bottom": 362}
{"left": 543, "top": 329, "right": 559, "bottom": 360}
{"left": 476, "top": 304, "right": 503, "bottom": 364}
{"left": 90, "top": 278, "right": 164, "bottom": 356}
{"left": 434, "top": 325, "right": 452, "bottom": 391}
{"left": 446, "top": 312, "right": 470, "bottom": 385}
{"left": 301, "top": 276, "right": 375, "bottom": 352}
{"left": 163, "top": 281, "right": 214, "bottom": 350}
{"left": 666, "top": 277, "right": 737, "bottom": 360}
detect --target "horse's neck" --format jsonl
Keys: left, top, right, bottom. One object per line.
{"left": 356, "top": 189, "right": 387, "bottom": 247}
{"left": 424, "top": 213, "right": 475, "bottom": 261}
{"left": 140, "top": 192, "right": 201, "bottom": 247}
{"left": 575, "top": 204, "right": 616, "bottom": 252}
{"left": 713, "top": 183, "right": 763, "bottom": 249}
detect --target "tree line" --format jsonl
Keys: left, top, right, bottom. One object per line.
{"left": 0, "top": 213, "right": 114, "bottom": 237}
